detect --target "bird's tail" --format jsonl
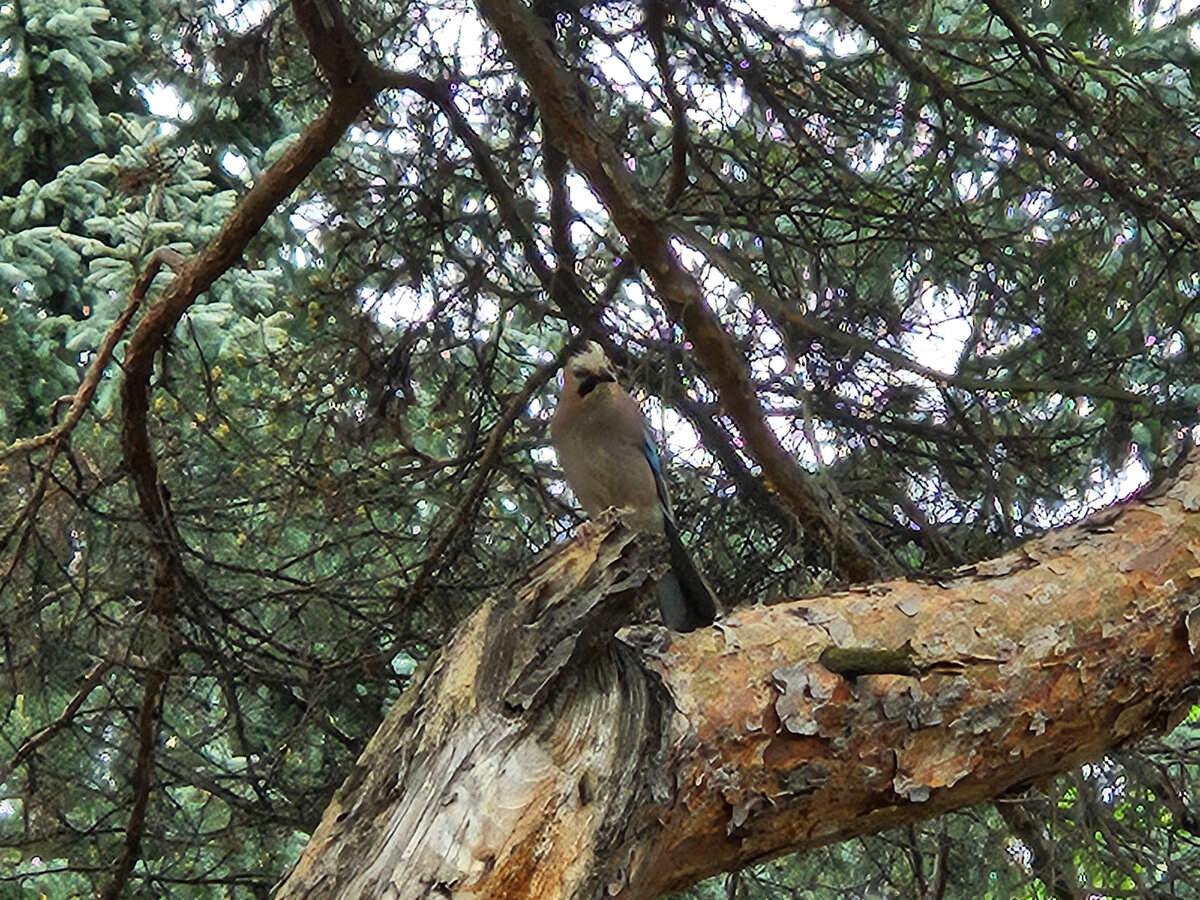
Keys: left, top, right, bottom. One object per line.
{"left": 655, "top": 517, "right": 719, "bottom": 632}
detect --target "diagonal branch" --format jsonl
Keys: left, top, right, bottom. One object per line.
{"left": 644, "top": 0, "right": 690, "bottom": 207}
{"left": 403, "top": 350, "right": 568, "bottom": 608}
{"left": 1, "top": 659, "right": 114, "bottom": 784}
{"left": 105, "top": 3, "right": 385, "bottom": 896}
{"left": 376, "top": 71, "right": 598, "bottom": 322}
{"left": 0, "top": 250, "right": 182, "bottom": 466}
{"left": 473, "top": 0, "right": 881, "bottom": 582}
{"left": 678, "top": 227, "right": 1151, "bottom": 407}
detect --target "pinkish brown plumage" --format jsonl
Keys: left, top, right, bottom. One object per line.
{"left": 551, "top": 340, "right": 717, "bottom": 631}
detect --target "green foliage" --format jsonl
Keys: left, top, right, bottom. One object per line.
{"left": 3, "top": 0, "right": 1200, "bottom": 897}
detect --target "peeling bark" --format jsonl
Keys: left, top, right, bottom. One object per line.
{"left": 274, "top": 520, "right": 679, "bottom": 899}
{"left": 273, "top": 456, "right": 1200, "bottom": 899}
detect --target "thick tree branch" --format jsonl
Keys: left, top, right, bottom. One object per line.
{"left": 543, "top": 139, "right": 596, "bottom": 324}
{"left": 473, "top": 0, "right": 881, "bottom": 582}
{"left": 276, "top": 451, "right": 1200, "bottom": 899}
{"left": 275, "top": 520, "right": 672, "bottom": 898}
{"left": 107, "top": 3, "right": 383, "bottom": 895}
{"left": 120, "top": 3, "right": 378, "bottom": 529}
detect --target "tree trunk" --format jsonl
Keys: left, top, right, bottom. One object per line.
{"left": 273, "top": 460, "right": 1200, "bottom": 899}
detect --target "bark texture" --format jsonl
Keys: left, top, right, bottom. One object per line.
{"left": 274, "top": 519, "right": 681, "bottom": 898}
{"left": 273, "top": 456, "right": 1200, "bottom": 899}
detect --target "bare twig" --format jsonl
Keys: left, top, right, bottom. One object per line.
{"left": 389, "top": 72, "right": 597, "bottom": 321}
{"left": 644, "top": 0, "right": 690, "bottom": 206}
{"left": 99, "top": 662, "right": 171, "bottom": 900}
{"left": 995, "top": 795, "right": 1086, "bottom": 900}
{"left": 1, "top": 659, "right": 114, "bottom": 783}
{"left": 405, "top": 352, "right": 566, "bottom": 605}
{"left": 0, "top": 248, "right": 185, "bottom": 466}
{"left": 681, "top": 226, "right": 1150, "bottom": 407}
{"left": 827, "top": 0, "right": 1200, "bottom": 243}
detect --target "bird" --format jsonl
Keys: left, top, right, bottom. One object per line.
{"left": 551, "top": 340, "right": 718, "bottom": 632}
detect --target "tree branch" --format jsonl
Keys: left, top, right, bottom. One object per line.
{"left": 644, "top": 0, "right": 690, "bottom": 207}
{"left": 473, "top": 0, "right": 881, "bottom": 582}
{"left": 274, "top": 450, "right": 1200, "bottom": 899}
{"left": 105, "top": 2, "right": 385, "bottom": 895}
{"left": 403, "top": 350, "right": 566, "bottom": 608}
{"left": 1, "top": 659, "right": 113, "bottom": 783}
{"left": 99, "top": 660, "right": 172, "bottom": 900}
{"left": 994, "top": 794, "right": 1085, "bottom": 900}
{"left": 827, "top": 0, "right": 1200, "bottom": 243}
{"left": 0, "top": 250, "right": 182, "bottom": 466}
{"left": 679, "top": 226, "right": 1151, "bottom": 407}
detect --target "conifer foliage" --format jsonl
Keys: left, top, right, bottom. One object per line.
{"left": 3, "top": 0, "right": 1200, "bottom": 896}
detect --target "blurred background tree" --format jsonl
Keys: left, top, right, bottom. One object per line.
{"left": 2, "top": 0, "right": 1200, "bottom": 896}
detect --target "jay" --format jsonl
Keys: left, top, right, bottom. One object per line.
{"left": 551, "top": 340, "right": 718, "bottom": 632}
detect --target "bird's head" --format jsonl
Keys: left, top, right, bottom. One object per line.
{"left": 562, "top": 340, "right": 617, "bottom": 398}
